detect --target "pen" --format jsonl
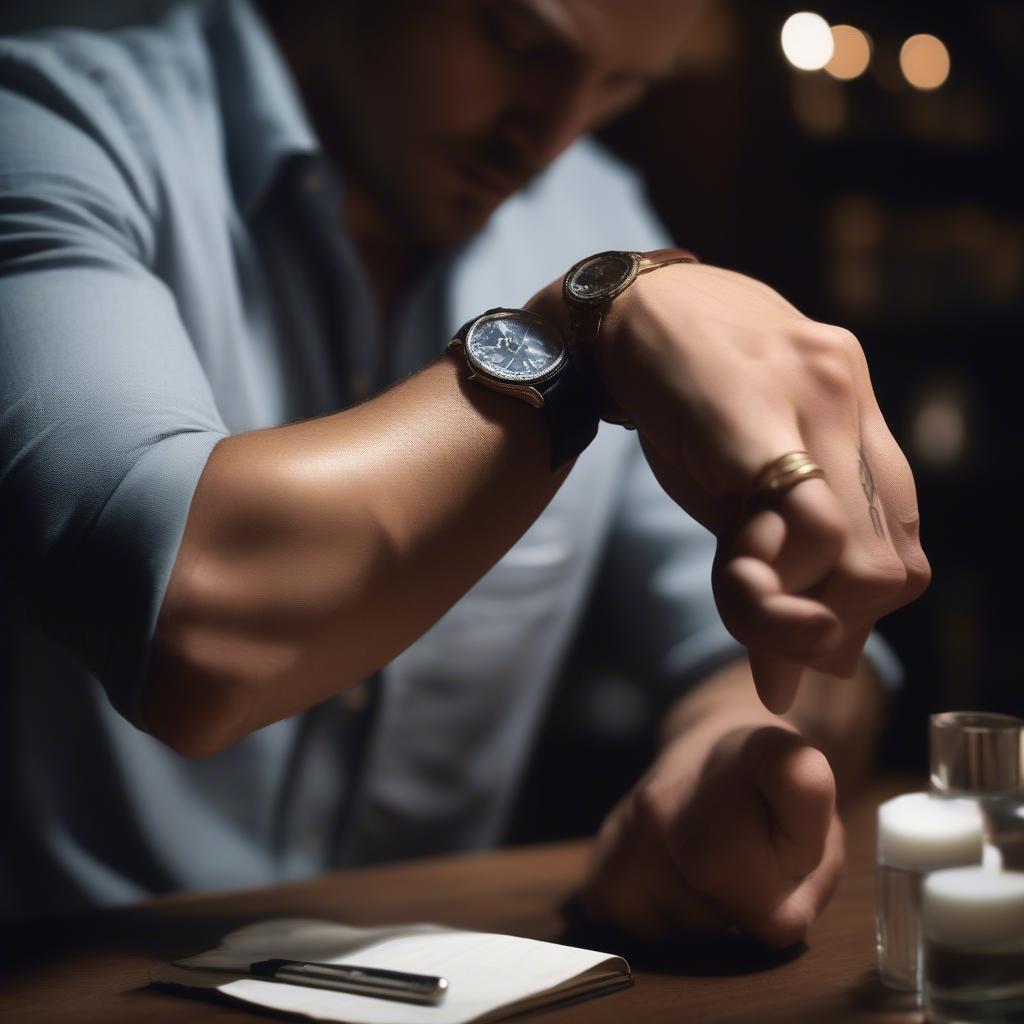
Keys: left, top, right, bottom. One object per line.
{"left": 176, "top": 957, "right": 449, "bottom": 1005}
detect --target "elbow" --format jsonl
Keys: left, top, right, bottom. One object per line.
{"left": 143, "top": 620, "right": 368, "bottom": 757}
{"left": 145, "top": 501, "right": 381, "bottom": 756}
{"left": 143, "top": 638, "right": 256, "bottom": 758}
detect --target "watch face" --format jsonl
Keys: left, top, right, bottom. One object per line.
{"left": 565, "top": 251, "right": 636, "bottom": 303}
{"left": 464, "top": 312, "right": 565, "bottom": 383}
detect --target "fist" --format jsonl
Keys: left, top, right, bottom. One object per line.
{"left": 581, "top": 725, "right": 844, "bottom": 947}
{"left": 529, "top": 261, "right": 930, "bottom": 715}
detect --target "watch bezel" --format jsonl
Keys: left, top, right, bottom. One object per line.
{"left": 563, "top": 250, "right": 641, "bottom": 308}
{"left": 462, "top": 309, "right": 568, "bottom": 385}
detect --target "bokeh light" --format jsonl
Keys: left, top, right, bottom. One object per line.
{"left": 912, "top": 384, "right": 969, "bottom": 467}
{"left": 900, "top": 34, "right": 951, "bottom": 90}
{"left": 781, "top": 12, "right": 834, "bottom": 71}
{"left": 826, "top": 25, "right": 872, "bottom": 81}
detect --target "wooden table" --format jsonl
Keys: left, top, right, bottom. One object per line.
{"left": 1, "top": 781, "right": 925, "bottom": 1024}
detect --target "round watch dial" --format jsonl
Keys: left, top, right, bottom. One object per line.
{"left": 465, "top": 312, "right": 565, "bottom": 383}
{"left": 565, "top": 252, "right": 636, "bottom": 303}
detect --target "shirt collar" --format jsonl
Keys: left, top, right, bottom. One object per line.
{"left": 203, "top": 0, "right": 319, "bottom": 217}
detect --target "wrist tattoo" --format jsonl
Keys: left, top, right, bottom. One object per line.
{"left": 858, "top": 444, "right": 884, "bottom": 538}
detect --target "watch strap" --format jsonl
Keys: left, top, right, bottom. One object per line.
{"left": 636, "top": 247, "right": 699, "bottom": 274}
{"left": 535, "top": 358, "right": 601, "bottom": 469}
{"left": 451, "top": 308, "right": 600, "bottom": 471}
{"left": 565, "top": 247, "right": 698, "bottom": 428}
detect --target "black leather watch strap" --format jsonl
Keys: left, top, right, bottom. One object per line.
{"left": 535, "top": 358, "right": 601, "bottom": 470}
{"left": 449, "top": 307, "right": 600, "bottom": 471}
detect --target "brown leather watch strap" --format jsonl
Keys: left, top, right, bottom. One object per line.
{"left": 636, "top": 247, "right": 700, "bottom": 272}
{"left": 565, "top": 247, "right": 698, "bottom": 427}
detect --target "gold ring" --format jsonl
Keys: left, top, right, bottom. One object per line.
{"left": 751, "top": 450, "right": 825, "bottom": 505}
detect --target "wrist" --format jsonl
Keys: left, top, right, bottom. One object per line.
{"left": 591, "top": 282, "right": 648, "bottom": 424}
{"left": 448, "top": 307, "right": 599, "bottom": 470}
{"left": 560, "top": 249, "right": 699, "bottom": 429}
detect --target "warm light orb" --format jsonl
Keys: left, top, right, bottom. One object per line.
{"left": 912, "top": 387, "right": 968, "bottom": 467}
{"left": 781, "top": 12, "right": 834, "bottom": 71}
{"left": 900, "top": 33, "right": 951, "bottom": 90}
{"left": 826, "top": 25, "right": 872, "bottom": 81}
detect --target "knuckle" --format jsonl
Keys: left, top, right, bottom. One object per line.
{"left": 791, "top": 322, "right": 862, "bottom": 397}
{"left": 819, "top": 323, "right": 861, "bottom": 353}
{"left": 629, "top": 784, "right": 667, "bottom": 841}
{"left": 844, "top": 553, "right": 909, "bottom": 607}
{"left": 753, "top": 901, "right": 815, "bottom": 949}
{"left": 796, "top": 321, "right": 858, "bottom": 354}
{"left": 904, "top": 550, "right": 932, "bottom": 599}
{"left": 811, "top": 352, "right": 855, "bottom": 397}
{"left": 792, "top": 746, "right": 837, "bottom": 807}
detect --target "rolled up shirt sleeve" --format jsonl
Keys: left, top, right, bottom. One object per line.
{"left": 0, "top": 84, "right": 227, "bottom": 727}
{"left": 593, "top": 441, "right": 903, "bottom": 705}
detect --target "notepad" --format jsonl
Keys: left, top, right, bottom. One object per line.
{"left": 151, "top": 918, "right": 632, "bottom": 1023}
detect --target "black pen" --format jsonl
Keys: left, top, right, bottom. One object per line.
{"left": 175, "top": 956, "right": 449, "bottom": 1005}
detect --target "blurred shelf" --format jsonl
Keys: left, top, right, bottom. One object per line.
{"left": 793, "top": 141, "right": 1024, "bottom": 206}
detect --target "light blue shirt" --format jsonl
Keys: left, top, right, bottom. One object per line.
{"left": 0, "top": 0, "right": 899, "bottom": 920}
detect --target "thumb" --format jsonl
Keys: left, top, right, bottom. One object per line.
{"left": 747, "top": 729, "right": 836, "bottom": 878}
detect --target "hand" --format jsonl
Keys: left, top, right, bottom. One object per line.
{"left": 580, "top": 725, "right": 844, "bottom": 947}
{"left": 530, "top": 263, "right": 930, "bottom": 712}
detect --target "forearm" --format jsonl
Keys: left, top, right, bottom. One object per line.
{"left": 148, "top": 352, "right": 566, "bottom": 756}
{"left": 659, "top": 657, "right": 886, "bottom": 799}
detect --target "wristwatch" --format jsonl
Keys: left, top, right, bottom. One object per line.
{"left": 563, "top": 248, "right": 698, "bottom": 425}
{"left": 448, "top": 307, "right": 600, "bottom": 470}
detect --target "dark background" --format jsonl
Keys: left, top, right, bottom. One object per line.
{"left": 3, "top": 1, "right": 1022, "bottom": 843}
{"left": 510, "top": 0, "right": 1024, "bottom": 842}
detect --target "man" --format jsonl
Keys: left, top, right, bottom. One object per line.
{"left": 0, "top": 0, "right": 927, "bottom": 945}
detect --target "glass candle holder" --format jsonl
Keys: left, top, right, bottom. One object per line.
{"left": 923, "top": 867, "right": 1024, "bottom": 1023}
{"left": 877, "top": 793, "right": 985, "bottom": 991}
{"left": 930, "top": 711, "right": 1024, "bottom": 870}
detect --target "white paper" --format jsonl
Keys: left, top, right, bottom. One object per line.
{"left": 152, "top": 918, "right": 629, "bottom": 1024}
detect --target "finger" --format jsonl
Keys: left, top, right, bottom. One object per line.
{"left": 714, "top": 553, "right": 843, "bottom": 661}
{"left": 745, "top": 814, "right": 846, "bottom": 949}
{"left": 765, "top": 436, "right": 908, "bottom": 676}
{"left": 749, "top": 652, "right": 804, "bottom": 714}
{"left": 749, "top": 732, "right": 836, "bottom": 878}
{"left": 736, "top": 480, "right": 848, "bottom": 594}
{"left": 858, "top": 412, "right": 932, "bottom": 605}
{"left": 583, "top": 795, "right": 729, "bottom": 940}
{"left": 717, "top": 440, "right": 902, "bottom": 683}
{"left": 722, "top": 478, "right": 852, "bottom": 703}
{"left": 804, "top": 623, "right": 871, "bottom": 680}
{"left": 804, "top": 546, "right": 907, "bottom": 678}
{"left": 845, "top": 343, "right": 931, "bottom": 600}
{"left": 715, "top": 475, "right": 848, "bottom": 662}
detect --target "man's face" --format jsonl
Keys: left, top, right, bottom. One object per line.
{"left": 322, "top": 0, "right": 704, "bottom": 249}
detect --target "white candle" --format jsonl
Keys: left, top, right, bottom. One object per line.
{"left": 923, "top": 868, "right": 1024, "bottom": 949}
{"left": 922, "top": 868, "right": 1024, "bottom": 1020}
{"left": 878, "top": 793, "right": 985, "bottom": 869}
{"left": 876, "top": 792, "right": 986, "bottom": 991}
